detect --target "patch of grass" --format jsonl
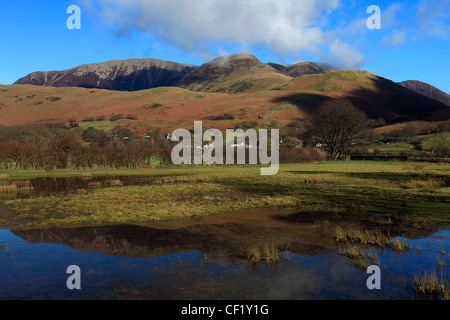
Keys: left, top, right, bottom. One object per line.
{"left": 352, "top": 258, "right": 371, "bottom": 270}
{"left": 334, "top": 227, "right": 412, "bottom": 251}
{"left": 247, "top": 243, "right": 280, "bottom": 264}
{"left": 0, "top": 180, "right": 34, "bottom": 193}
{"left": 389, "top": 238, "right": 413, "bottom": 252}
{"left": 78, "top": 121, "right": 115, "bottom": 131}
{"left": 402, "top": 178, "right": 445, "bottom": 191}
{"left": 1, "top": 161, "right": 449, "bottom": 228}
{"left": 339, "top": 246, "right": 366, "bottom": 259}
{"left": 437, "top": 257, "right": 446, "bottom": 268}
{"left": 422, "top": 133, "right": 450, "bottom": 150}
{"left": 107, "top": 179, "right": 123, "bottom": 187}
{"left": 0, "top": 183, "right": 17, "bottom": 193}
{"left": 339, "top": 246, "right": 381, "bottom": 270}
{"left": 247, "top": 248, "right": 261, "bottom": 264}
{"left": 334, "top": 226, "right": 388, "bottom": 247}
{"left": 414, "top": 271, "right": 449, "bottom": 300}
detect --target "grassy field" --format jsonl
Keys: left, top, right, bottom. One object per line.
{"left": 1, "top": 161, "right": 449, "bottom": 229}
{"left": 78, "top": 120, "right": 117, "bottom": 131}
{"left": 370, "top": 132, "right": 450, "bottom": 155}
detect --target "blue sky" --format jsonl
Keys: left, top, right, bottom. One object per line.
{"left": 1, "top": 0, "right": 449, "bottom": 93}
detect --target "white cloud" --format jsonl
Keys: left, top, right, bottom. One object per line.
{"left": 87, "top": 0, "right": 365, "bottom": 69}
{"left": 322, "top": 39, "right": 365, "bottom": 70}
{"left": 381, "top": 29, "right": 407, "bottom": 47}
{"left": 416, "top": 0, "right": 450, "bottom": 38}
{"left": 382, "top": 2, "right": 406, "bottom": 29}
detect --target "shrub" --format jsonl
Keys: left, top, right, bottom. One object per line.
{"left": 279, "top": 147, "right": 326, "bottom": 164}
{"left": 125, "top": 114, "right": 138, "bottom": 120}
{"left": 110, "top": 114, "right": 124, "bottom": 122}
{"left": 46, "top": 96, "right": 62, "bottom": 102}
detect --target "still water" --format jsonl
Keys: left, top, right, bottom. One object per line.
{"left": 0, "top": 209, "right": 448, "bottom": 300}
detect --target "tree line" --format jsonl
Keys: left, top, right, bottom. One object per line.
{"left": 9, "top": 98, "right": 434, "bottom": 169}
{"left": 0, "top": 123, "right": 326, "bottom": 171}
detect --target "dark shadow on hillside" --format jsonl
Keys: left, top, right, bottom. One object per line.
{"left": 271, "top": 76, "right": 449, "bottom": 122}
{"left": 63, "top": 66, "right": 197, "bottom": 92}
{"left": 271, "top": 93, "right": 332, "bottom": 115}
{"left": 343, "top": 76, "right": 450, "bottom": 122}
{"left": 111, "top": 66, "right": 196, "bottom": 91}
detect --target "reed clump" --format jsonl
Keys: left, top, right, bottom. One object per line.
{"left": 414, "top": 271, "right": 449, "bottom": 300}
{"left": 247, "top": 244, "right": 280, "bottom": 264}
{"left": 334, "top": 227, "right": 412, "bottom": 251}
{"left": 339, "top": 246, "right": 380, "bottom": 270}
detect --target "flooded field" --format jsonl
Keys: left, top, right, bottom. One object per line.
{"left": 1, "top": 164, "right": 449, "bottom": 300}
{"left": 0, "top": 175, "right": 181, "bottom": 200}
{"left": 0, "top": 208, "right": 449, "bottom": 300}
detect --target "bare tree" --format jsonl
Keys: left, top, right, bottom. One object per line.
{"left": 306, "top": 100, "right": 368, "bottom": 160}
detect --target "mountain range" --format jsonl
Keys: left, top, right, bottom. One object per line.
{"left": 14, "top": 59, "right": 197, "bottom": 92}
{"left": 2, "top": 53, "right": 449, "bottom": 133}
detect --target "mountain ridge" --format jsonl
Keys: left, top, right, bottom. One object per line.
{"left": 14, "top": 54, "right": 332, "bottom": 93}
{"left": 15, "top": 58, "right": 198, "bottom": 92}
{"left": 398, "top": 80, "right": 450, "bottom": 107}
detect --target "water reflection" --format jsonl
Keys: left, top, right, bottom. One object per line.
{"left": 0, "top": 209, "right": 448, "bottom": 300}
{"left": 0, "top": 174, "right": 183, "bottom": 200}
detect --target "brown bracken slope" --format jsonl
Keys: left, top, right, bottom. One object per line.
{"left": 2, "top": 55, "right": 449, "bottom": 134}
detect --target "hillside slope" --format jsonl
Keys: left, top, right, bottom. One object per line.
{"left": 14, "top": 59, "right": 198, "bottom": 92}
{"left": 2, "top": 71, "right": 449, "bottom": 133}
{"left": 398, "top": 80, "right": 450, "bottom": 107}
{"left": 175, "top": 53, "right": 293, "bottom": 93}
{"left": 279, "top": 70, "right": 450, "bottom": 121}
{"left": 3, "top": 57, "right": 450, "bottom": 133}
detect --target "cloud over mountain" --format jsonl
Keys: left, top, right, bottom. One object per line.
{"left": 87, "top": 0, "right": 364, "bottom": 69}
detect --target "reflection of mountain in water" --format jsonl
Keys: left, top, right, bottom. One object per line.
{"left": 12, "top": 209, "right": 439, "bottom": 262}
{"left": 12, "top": 223, "right": 328, "bottom": 262}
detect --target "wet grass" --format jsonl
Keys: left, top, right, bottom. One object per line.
{"left": 247, "top": 243, "right": 280, "bottom": 264}
{"left": 414, "top": 271, "right": 450, "bottom": 300}
{"left": 334, "top": 226, "right": 413, "bottom": 251}
{"left": 339, "top": 244, "right": 382, "bottom": 271}
{"left": 0, "top": 161, "right": 449, "bottom": 228}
